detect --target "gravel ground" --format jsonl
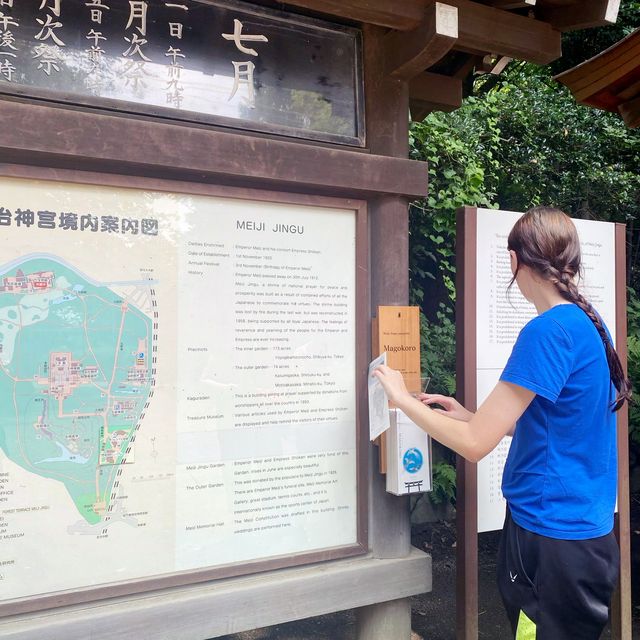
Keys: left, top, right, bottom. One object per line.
{"left": 218, "top": 507, "right": 640, "bottom": 640}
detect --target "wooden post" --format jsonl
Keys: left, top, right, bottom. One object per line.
{"left": 611, "top": 223, "right": 632, "bottom": 640}
{"left": 362, "top": 23, "right": 412, "bottom": 561}
{"left": 455, "top": 208, "right": 479, "bottom": 640}
{"left": 356, "top": 599, "right": 412, "bottom": 640}
{"left": 356, "top": 23, "right": 415, "bottom": 640}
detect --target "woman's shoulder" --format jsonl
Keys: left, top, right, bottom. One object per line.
{"left": 520, "top": 305, "right": 576, "bottom": 344}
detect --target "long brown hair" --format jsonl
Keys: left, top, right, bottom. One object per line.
{"left": 507, "top": 206, "right": 631, "bottom": 411}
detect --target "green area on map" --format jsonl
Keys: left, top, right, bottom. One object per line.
{"left": 0, "top": 257, "right": 153, "bottom": 525}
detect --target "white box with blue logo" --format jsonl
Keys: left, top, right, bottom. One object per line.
{"left": 386, "top": 408, "right": 432, "bottom": 496}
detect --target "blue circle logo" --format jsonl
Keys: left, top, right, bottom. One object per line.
{"left": 402, "top": 448, "right": 423, "bottom": 474}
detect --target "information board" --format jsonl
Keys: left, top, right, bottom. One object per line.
{"left": 0, "top": 0, "right": 363, "bottom": 145}
{"left": 474, "top": 208, "right": 617, "bottom": 532}
{"left": 0, "top": 174, "right": 363, "bottom": 610}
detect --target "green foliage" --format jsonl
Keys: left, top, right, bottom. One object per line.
{"left": 410, "top": 63, "right": 640, "bottom": 317}
{"left": 477, "top": 64, "right": 640, "bottom": 230}
{"left": 627, "top": 288, "right": 640, "bottom": 452}
{"left": 420, "top": 306, "right": 456, "bottom": 397}
{"left": 419, "top": 307, "right": 458, "bottom": 507}
{"left": 409, "top": 94, "right": 502, "bottom": 318}
{"left": 409, "top": 20, "right": 640, "bottom": 505}
{"left": 429, "top": 461, "right": 457, "bottom": 506}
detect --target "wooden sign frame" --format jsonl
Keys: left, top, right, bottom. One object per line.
{"left": 0, "top": 22, "right": 431, "bottom": 640}
{"left": 455, "top": 206, "right": 631, "bottom": 640}
{"left": 0, "top": 163, "right": 370, "bottom": 618}
{"left": 0, "top": 0, "right": 366, "bottom": 148}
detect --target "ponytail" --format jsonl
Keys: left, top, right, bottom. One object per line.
{"left": 547, "top": 269, "right": 631, "bottom": 411}
{"left": 508, "top": 206, "right": 631, "bottom": 412}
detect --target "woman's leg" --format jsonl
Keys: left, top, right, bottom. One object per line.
{"left": 497, "top": 508, "right": 540, "bottom": 638}
{"left": 497, "top": 509, "right": 619, "bottom": 639}
{"left": 534, "top": 530, "right": 619, "bottom": 639}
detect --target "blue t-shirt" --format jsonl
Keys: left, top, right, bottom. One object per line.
{"left": 500, "top": 303, "right": 617, "bottom": 540}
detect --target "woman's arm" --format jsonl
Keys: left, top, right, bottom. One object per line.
{"left": 419, "top": 393, "right": 473, "bottom": 422}
{"left": 420, "top": 392, "right": 517, "bottom": 437}
{"left": 373, "top": 365, "right": 534, "bottom": 462}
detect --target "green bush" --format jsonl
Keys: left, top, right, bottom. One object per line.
{"left": 429, "top": 461, "right": 457, "bottom": 507}
{"left": 627, "top": 288, "right": 640, "bottom": 460}
{"left": 409, "top": 31, "right": 640, "bottom": 509}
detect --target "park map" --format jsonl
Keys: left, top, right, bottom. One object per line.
{"left": 0, "top": 256, "right": 154, "bottom": 528}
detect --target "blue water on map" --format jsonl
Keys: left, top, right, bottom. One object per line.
{"left": 36, "top": 441, "right": 89, "bottom": 465}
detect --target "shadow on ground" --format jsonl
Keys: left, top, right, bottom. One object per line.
{"left": 219, "top": 497, "right": 640, "bottom": 640}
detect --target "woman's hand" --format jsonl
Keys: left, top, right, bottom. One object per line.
{"left": 418, "top": 394, "right": 473, "bottom": 422}
{"left": 372, "top": 364, "right": 413, "bottom": 406}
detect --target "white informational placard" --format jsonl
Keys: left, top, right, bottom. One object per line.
{"left": 475, "top": 208, "right": 616, "bottom": 532}
{"left": 0, "top": 176, "right": 359, "bottom": 602}
{"left": 368, "top": 352, "right": 390, "bottom": 441}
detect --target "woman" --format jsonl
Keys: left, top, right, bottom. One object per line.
{"left": 374, "top": 207, "right": 630, "bottom": 640}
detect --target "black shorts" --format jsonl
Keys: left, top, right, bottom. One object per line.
{"left": 497, "top": 507, "right": 619, "bottom": 640}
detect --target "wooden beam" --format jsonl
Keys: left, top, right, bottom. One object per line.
{"left": 384, "top": 2, "right": 458, "bottom": 80}
{"left": 536, "top": 0, "right": 620, "bottom": 32}
{"left": 281, "top": 0, "right": 427, "bottom": 30}
{"left": 409, "top": 104, "right": 431, "bottom": 122}
{"left": 285, "top": 0, "right": 559, "bottom": 65}
{"left": 409, "top": 72, "right": 463, "bottom": 119}
{"left": 478, "top": 54, "right": 512, "bottom": 74}
{"left": 619, "top": 95, "right": 640, "bottom": 129}
{"left": 487, "top": 0, "right": 535, "bottom": 9}
{"left": 453, "top": 55, "right": 480, "bottom": 79}
{"left": 619, "top": 78, "right": 640, "bottom": 102}
{"left": 0, "top": 101, "right": 429, "bottom": 199}
{"left": 554, "top": 31, "right": 640, "bottom": 110}
{"left": 0, "top": 551, "right": 431, "bottom": 640}
{"left": 446, "top": 0, "right": 561, "bottom": 64}
{"left": 410, "top": 71, "right": 463, "bottom": 106}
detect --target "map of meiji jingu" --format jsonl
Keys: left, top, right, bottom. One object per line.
{"left": 0, "top": 255, "right": 156, "bottom": 526}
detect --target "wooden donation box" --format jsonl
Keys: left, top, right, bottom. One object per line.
{"left": 373, "top": 307, "right": 432, "bottom": 496}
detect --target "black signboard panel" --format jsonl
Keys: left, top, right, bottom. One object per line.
{"left": 0, "top": 0, "right": 363, "bottom": 145}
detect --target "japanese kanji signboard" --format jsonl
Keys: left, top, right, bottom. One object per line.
{"left": 0, "top": 0, "right": 363, "bottom": 145}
